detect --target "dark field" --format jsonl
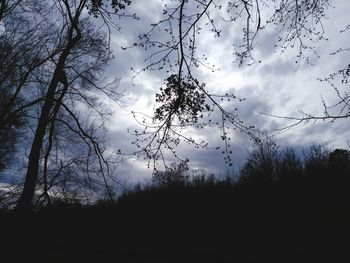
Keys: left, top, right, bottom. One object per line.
{"left": 2, "top": 173, "right": 350, "bottom": 263}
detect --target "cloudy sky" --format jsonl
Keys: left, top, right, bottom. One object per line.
{"left": 87, "top": 0, "right": 350, "bottom": 184}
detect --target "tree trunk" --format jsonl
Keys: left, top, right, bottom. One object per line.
{"left": 0, "top": 0, "right": 6, "bottom": 21}
{"left": 15, "top": 30, "right": 81, "bottom": 212}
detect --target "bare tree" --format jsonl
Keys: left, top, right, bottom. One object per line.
{"left": 9, "top": 0, "right": 131, "bottom": 212}
{"left": 239, "top": 138, "right": 278, "bottom": 184}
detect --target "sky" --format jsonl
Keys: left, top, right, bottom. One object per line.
{"left": 97, "top": 0, "right": 350, "bottom": 185}
{"left": 1, "top": 0, "right": 349, "bottom": 189}
{"left": 96, "top": 0, "right": 350, "bottom": 185}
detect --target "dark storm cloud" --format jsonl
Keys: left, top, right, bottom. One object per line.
{"left": 259, "top": 59, "right": 296, "bottom": 77}
{"left": 292, "top": 120, "right": 350, "bottom": 148}
{"left": 254, "top": 29, "right": 279, "bottom": 58}
{"left": 232, "top": 85, "right": 280, "bottom": 132}
{"left": 177, "top": 132, "right": 249, "bottom": 176}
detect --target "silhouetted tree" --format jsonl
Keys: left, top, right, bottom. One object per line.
{"left": 276, "top": 147, "right": 303, "bottom": 182}
{"left": 0, "top": 89, "right": 23, "bottom": 170}
{"left": 10, "top": 0, "right": 132, "bottom": 212}
{"left": 239, "top": 139, "right": 278, "bottom": 184}
{"left": 303, "top": 144, "right": 329, "bottom": 178}
{"left": 153, "top": 161, "right": 190, "bottom": 187}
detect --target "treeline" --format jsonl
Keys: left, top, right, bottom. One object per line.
{"left": 1, "top": 143, "right": 350, "bottom": 262}
{"left": 1, "top": 141, "right": 349, "bottom": 212}
{"left": 105, "top": 142, "right": 349, "bottom": 226}
{"left": 148, "top": 142, "right": 350, "bottom": 188}
{"left": 239, "top": 142, "right": 350, "bottom": 185}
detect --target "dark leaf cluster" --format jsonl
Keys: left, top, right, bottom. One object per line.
{"left": 154, "top": 74, "right": 209, "bottom": 125}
